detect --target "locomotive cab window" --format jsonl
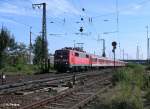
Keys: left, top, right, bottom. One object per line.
{"left": 75, "top": 52, "right": 79, "bottom": 57}
{"left": 55, "top": 50, "right": 68, "bottom": 59}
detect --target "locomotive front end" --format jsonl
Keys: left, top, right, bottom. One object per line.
{"left": 54, "top": 50, "right": 70, "bottom": 72}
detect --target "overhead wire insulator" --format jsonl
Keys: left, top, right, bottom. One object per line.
{"left": 81, "top": 18, "right": 84, "bottom": 21}
{"left": 50, "top": 21, "right": 54, "bottom": 23}
{"left": 76, "top": 21, "right": 80, "bottom": 24}
{"left": 89, "top": 17, "right": 93, "bottom": 23}
{"left": 38, "top": 6, "right": 41, "bottom": 9}
{"left": 32, "top": 5, "right": 35, "bottom": 9}
{"left": 82, "top": 8, "right": 85, "bottom": 11}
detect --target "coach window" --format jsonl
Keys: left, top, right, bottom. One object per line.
{"left": 95, "top": 58, "right": 97, "bottom": 62}
{"left": 86, "top": 54, "right": 89, "bottom": 58}
{"left": 79, "top": 53, "right": 86, "bottom": 58}
{"left": 92, "top": 58, "right": 97, "bottom": 62}
{"left": 75, "top": 52, "right": 79, "bottom": 57}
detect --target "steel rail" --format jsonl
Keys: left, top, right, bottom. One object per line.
{"left": 20, "top": 75, "right": 112, "bottom": 109}
{"left": 0, "top": 71, "right": 106, "bottom": 94}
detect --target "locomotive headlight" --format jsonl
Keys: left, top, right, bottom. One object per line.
{"left": 65, "top": 62, "right": 68, "bottom": 64}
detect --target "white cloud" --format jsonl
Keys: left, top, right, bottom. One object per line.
{"left": 119, "top": 2, "right": 150, "bottom": 16}
{"left": 133, "top": 4, "right": 142, "bottom": 10}
{"left": 0, "top": 17, "right": 19, "bottom": 25}
{"left": 32, "top": 0, "right": 80, "bottom": 16}
{"left": 0, "top": 2, "right": 31, "bottom": 16}
{"left": 0, "top": 0, "right": 80, "bottom": 16}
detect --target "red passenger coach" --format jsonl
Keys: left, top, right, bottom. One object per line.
{"left": 54, "top": 47, "right": 126, "bottom": 72}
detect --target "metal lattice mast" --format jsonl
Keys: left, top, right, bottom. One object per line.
{"left": 146, "top": 25, "right": 149, "bottom": 61}
{"left": 29, "top": 26, "right": 32, "bottom": 64}
{"left": 136, "top": 45, "right": 139, "bottom": 60}
{"left": 32, "top": 3, "right": 48, "bottom": 72}
{"left": 42, "top": 3, "right": 47, "bottom": 61}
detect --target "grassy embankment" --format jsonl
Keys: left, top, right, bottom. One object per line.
{"left": 92, "top": 64, "right": 150, "bottom": 109}
{"left": 0, "top": 64, "right": 54, "bottom": 75}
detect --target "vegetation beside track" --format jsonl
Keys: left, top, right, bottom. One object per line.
{"left": 0, "top": 64, "right": 39, "bottom": 75}
{"left": 92, "top": 64, "right": 150, "bottom": 109}
{"left": 0, "top": 27, "right": 54, "bottom": 75}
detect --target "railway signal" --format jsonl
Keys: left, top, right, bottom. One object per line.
{"left": 112, "top": 41, "right": 117, "bottom": 69}
{"left": 79, "top": 27, "right": 84, "bottom": 32}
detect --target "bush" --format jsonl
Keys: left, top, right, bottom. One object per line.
{"left": 127, "top": 63, "right": 138, "bottom": 69}
{"left": 145, "top": 89, "right": 150, "bottom": 101}
{"left": 0, "top": 66, "right": 18, "bottom": 73}
{"left": 110, "top": 65, "right": 145, "bottom": 109}
{"left": 111, "top": 95, "right": 143, "bottom": 109}
{"left": 143, "top": 75, "right": 150, "bottom": 89}
{"left": 113, "top": 64, "right": 145, "bottom": 88}
{"left": 145, "top": 64, "right": 150, "bottom": 70}
{"left": 112, "top": 68, "right": 132, "bottom": 84}
{"left": 93, "top": 85, "right": 143, "bottom": 109}
{"left": 0, "top": 64, "right": 39, "bottom": 75}
{"left": 116, "top": 85, "right": 143, "bottom": 109}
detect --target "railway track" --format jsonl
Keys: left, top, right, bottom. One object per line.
{"left": 0, "top": 69, "right": 111, "bottom": 94}
{"left": 0, "top": 69, "right": 112, "bottom": 109}
{"left": 0, "top": 72, "right": 86, "bottom": 94}
{"left": 20, "top": 74, "right": 112, "bottom": 109}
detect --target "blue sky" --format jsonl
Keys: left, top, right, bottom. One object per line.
{"left": 0, "top": 0, "right": 150, "bottom": 59}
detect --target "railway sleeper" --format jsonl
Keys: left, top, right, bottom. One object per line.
{"left": 44, "top": 106, "right": 66, "bottom": 109}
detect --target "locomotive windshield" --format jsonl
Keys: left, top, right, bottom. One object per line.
{"left": 55, "top": 50, "right": 69, "bottom": 59}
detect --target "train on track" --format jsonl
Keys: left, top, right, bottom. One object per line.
{"left": 54, "top": 47, "right": 126, "bottom": 72}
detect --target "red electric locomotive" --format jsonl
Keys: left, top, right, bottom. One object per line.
{"left": 54, "top": 47, "right": 125, "bottom": 72}
{"left": 54, "top": 47, "right": 91, "bottom": 72}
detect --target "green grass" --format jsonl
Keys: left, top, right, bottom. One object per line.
{"left": 93, "top": 64, "right": 146, "bottom": 109}
{"left": 0, "top": 64, "right": 39, "bottom": 75}
{"left": 112, "top": 64, "right": 145, "bottom": 109}
{"left": 145, "top": 89, "right": 150, "bottom": 101}
{"left": 0, "top": 63, "right": 55, "bottom": 75}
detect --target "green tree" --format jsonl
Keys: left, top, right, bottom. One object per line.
{"left": 33, "top": 36, "right": 49, "bottom": 72}
{"left": 0, "top": 27, "right": 12, "bottom": 68}
{"left": 33, "top": 36, "right": 42, "bottom": 65}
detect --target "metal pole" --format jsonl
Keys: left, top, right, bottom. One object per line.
{"left": 114, "top": 50, "right": 115, "bottom": 69}
{"left": 103, "top": 39, "right": 106, "bottom": 57}
{"left": 148, "top": 38, "right": 150, "bottom": 62}
{"left": 99, "top": 39, "right": 106, "bottom": 57}
{"left": 42, "top": 3, "right": 47, "bottom": 72}
{"left": 123, "top": 49, "right": 124, "bottom": 60}
{"left": 112, "top": 41, "right": 117, "bottom": 69}
{"left": 73, "top": 40, "right": 76, "bottom": 49}
{"left": 126, "top": 54, "right": 128, "bottom": 60}
{"left": 146, "top": 25, "right": 149, "bottom": 63}
{"left": 29, "top": 26, "right": 32, "bottom": 64}
{"left": 116, "top": 0, "right": 119, "bottom": 32}
{"left": 32, "top": 3, "right": 48, "bottom": 72}
{"left": 119, "top": 43, "right": 121, "bottom": 59}
{"left": 136, "top": 45, "right": 139, "bottom": 60}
